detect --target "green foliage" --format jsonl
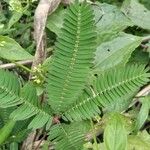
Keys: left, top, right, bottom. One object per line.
{"left": 0, "top": 36, "right": 33, "bottom": 60}
{"left": 62, "top": 65, "right": 149, "bottom": 121}
{"left": 94, "top": 2, "right": 133, "bottom": 44}
{"left": 122, "top": 0, "right": 150, "bottom": 30}
{"left": 48, "top": 121, "right": 91, "bottom": 150}
{"left": 94, "top": 33, "right": 142, "bottom": 71}
{"left": 46, "top": 7, "right": 65, "bottom": 36}
{"left": 104, "top": 113, "right": 127, "bottom": 150}
{"left": 0, "top": 120, "right": 16, "bottom": 145}
{"left": 134, "top": 96, "right": 150, "bottom": 132}
{"left": 10, "top": 83, "right": 52, "bottom": 129}
{"left": 46, "top": 2, "right": 97, "bottom": 113}
{"left": 0, "top": 70, "right": 52, "bottom": 130}
{"left": 0, "top": 70, "right": 21, "bottom": 107}
{"left": 0, "top": 0, "right": 150, "bottom": 149}
{"left": 127, "top": 130, "right": 150, "bottom": 150}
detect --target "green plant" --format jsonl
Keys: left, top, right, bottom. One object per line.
{"left": 0, "top": 0, "right": 150, "bottom": 150}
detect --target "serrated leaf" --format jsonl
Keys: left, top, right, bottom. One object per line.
{"left": 0, "top": 36, "right": 33, "bottom": 60}
{"left": 94, "top": 33, "right": 142, "bottom": 71}
{"left": 104, "top": 113, "right": 127, "bottom": 150}
{"left": 121, "top": 0, "right": 150, "bottom": 30}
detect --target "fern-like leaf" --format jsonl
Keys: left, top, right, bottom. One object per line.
{"left": 10, "top": 83, "right": 52, "bottom": 129}
{"left": 62, "top": 65, "right": 150, "bottom": 121}
{"left": 0, "top": 69, "right": 52, "bottom": 129}
{"left": 46, "top": 1, "right": 97, "bottom": 113}
{"left": 48, "top": 121, "right": 90, "bottom": 150}
{"left": 0, "top": 70, "right": 21, "bottom": 107}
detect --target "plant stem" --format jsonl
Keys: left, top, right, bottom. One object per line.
{"left": 90, "top": 119, "right": 99, "bottom": 150}
{"left": 11, "top": 61, "right": 33, "bottom": 73}
{"left": 0, "top": 120, "right": 16, "bottom": 145}
{"left": 0, "top": 59, "right": 32, "bottom": 69}
{"left": 142, "top": 36, "right": 150, "bottom": 42}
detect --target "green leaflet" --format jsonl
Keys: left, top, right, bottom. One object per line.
{"left": 46, "top": 7, "right": 65, "bottom": 36}
{"left": 0, "top": 69, "right": 52, "bottom": 129}
{"left": 46, "top": 2, "right": 97, "bottom": 113}
{"left": 10, "top": 83, "right": 52, "bottom": 129}
{"left": 0, "top": 70, "right": 21, "bottom": 108}
{"left": 48, "top": 121, "right": 90, "bottom": 150}
{"left": 62, "top": 65, "right": 150, "bottom": 121}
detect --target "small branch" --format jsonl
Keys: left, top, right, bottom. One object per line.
{"left": 85, "top": 120, "right": 105, "bottom": 141}
{"left": 0, "top": 59, "right": 32, "bottom": 69}
{"left": 128, "top": 84, "right": 150, "bottom": 109}
{"left": 140, "top": 44, "right": 149, "bottom": 50}
{"left": 21, "top": 131, "right": 36, "bottom": 150}
{"left": 31, "top": 0, "right": 61, "bottom": 69}
{"left": 142, "top": 36, "right": 150, "bottom": 43}
{"left": 34, "top": 132, "right": 47, "bottom": 150}
{"left": 136, "top": 84, "right": 150, "bottom": 97}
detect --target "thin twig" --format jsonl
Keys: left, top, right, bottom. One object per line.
{"left": 34, "top": 132, "right": 47, "bottom": 150}
{"left": 0, "top": 59, "right": 33, "bottom": 69}
{"left": 142, "top": 36, "right": 150, "bottom": 43}
{"left": 31, "top": 0, "right": 61, "bottom": 69}
{"left": 140, "top": 44, "right": 149, "bottom": 50}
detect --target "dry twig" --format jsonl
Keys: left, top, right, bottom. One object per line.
{"left": 0, "top": 60, "right": 32, "bottom": 69}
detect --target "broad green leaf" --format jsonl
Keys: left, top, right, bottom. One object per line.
{"left": 134, "top": 96, "right": 150, "bottom": 132}
{"left": 8, "top": 11, "right": 23, "bottom": 29}
{"left": 128, "top": 130, "right": 150, "bottom": 150}
{"left": 121, "top": 0, "right": 150, "bottom": 30}
{"left": 46, "top": 7, "right": 65, "bottom": 36}
{"left": 104, "top": 113, "right": 127, "bottom": 150}
{"left": 0, "top": 36, "right": 33, "bottom": 60}
{"left": 94, "top": 33, "right": 142, "bottom": 71}
{"left": 129, "top": 49, "right": 149, "bottom": 65}
{"left": 94, "top": 3, "right": 133, "bottom": 44}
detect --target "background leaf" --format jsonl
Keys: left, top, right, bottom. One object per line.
{"left": 121, "top": 0, "right": 150, "bottom": 30}
{"left": 0, "top": 36, "right": 33, "bottom": 60}
{"left": 46, "top": 7, "right": 65, "bottom": 36}
{"left": 127, "top": 130, "right": 150, "bottom": 150}
{"left": 94, "top": 33, "right": 142, "bottom": 71}
{"left": 104, "top": 113, "right": 127, "bottom": 150}
{"left": 94, "top": 3, "right": 133, "bottom": 44}
{"left": 134, "top": 96, "right": 150, "bottom": 132}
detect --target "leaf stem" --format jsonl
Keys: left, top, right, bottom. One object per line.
{"left": 11, "top": 61, "right": 33, "bottom": 73}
